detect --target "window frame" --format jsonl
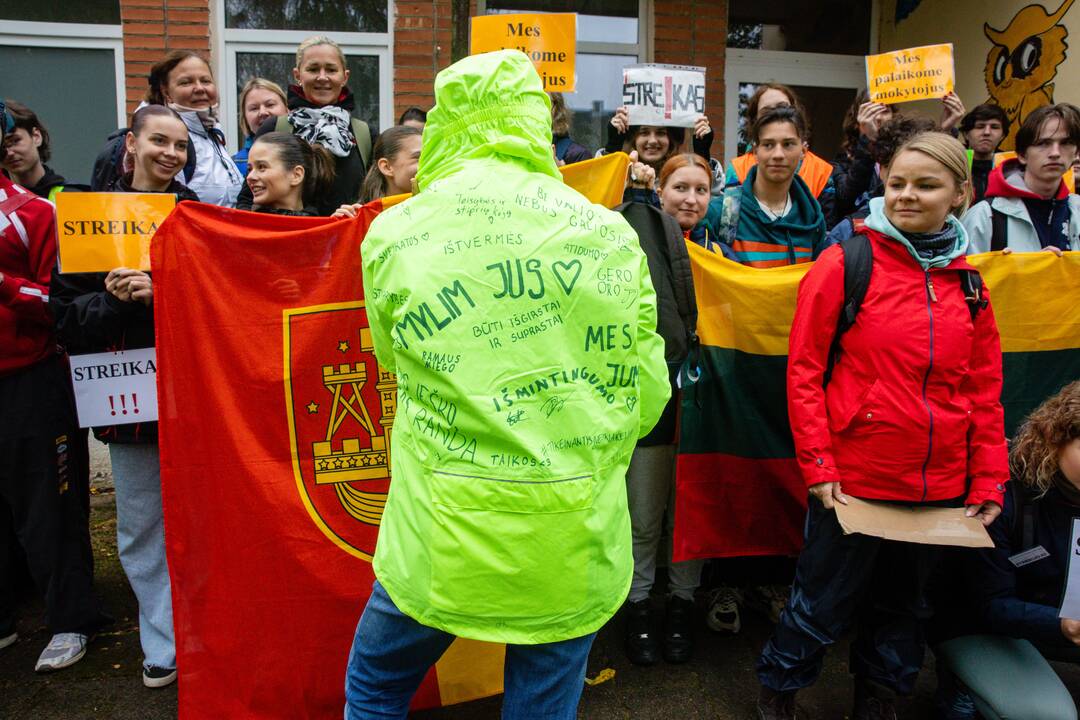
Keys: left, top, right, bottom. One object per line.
{"left": 0, "top": 20, "right": 126, "bottom": 128}
{"left": 211, "top": 0, "right": 393, "bottom": 150}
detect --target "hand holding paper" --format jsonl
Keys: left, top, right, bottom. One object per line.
{"left": 964, "top": 500, "right": 1002, "bottom": 527}
{"left": 810, "top": 481, "right": 848, "bottom": 510}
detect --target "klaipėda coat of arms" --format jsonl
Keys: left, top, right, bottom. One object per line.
{"left": 284, "top": 301, "right": 395, "bottom": 561}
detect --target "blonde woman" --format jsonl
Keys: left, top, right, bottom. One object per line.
{"left": 235, "top": 36, "right": 375, "bottom": 215}
{"left": 756, "top": 132, "right": 1008, "bottom": 719}
{"left": 233, "top": 77, "right": 287, "bottom": 175}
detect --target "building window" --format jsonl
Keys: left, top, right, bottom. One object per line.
{"left": 225, "top": 0, "right": 388, "bottom": 34}
{"left": 0, "top": 0, "right": 121, "bottom": 24}
{"left": 480, "top": 0, "right": 647, "bottom": 154}
{"left": 0, "top": 8, "right": 124, "bottom": 184}
{"left": 215, "top": 0, "right": 392, "bottom": 151}
{"left": 726, "top": 0, "right": 871, "bottom": 56}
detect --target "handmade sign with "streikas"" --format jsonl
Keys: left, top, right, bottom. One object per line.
{"left": 68, "top": 348, "right": 158, "bottom": 427}
{"left": 622, "top": 64, "right": 706, "bottom": 128}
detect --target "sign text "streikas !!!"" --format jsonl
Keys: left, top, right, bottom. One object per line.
{"left": 622, "top": 64, "right": 706, "bottom": 128}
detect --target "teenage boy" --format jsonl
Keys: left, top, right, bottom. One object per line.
{"left": 0, "top": 99, "right": 106, "bottom": 673}
{"left": 959, "top": 104, "right": 1009, "bottom": 202}
{"left": 963, "top": 104, "right": 1080, "bottom": 254}
{"left": 705, "top": 105, "right": 827, "bottom": 267}
{"left": 0, "top": 100, "right": 83, "bottom": 200}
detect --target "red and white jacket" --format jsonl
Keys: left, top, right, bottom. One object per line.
{"left": 0, "top": 174, "right": 58, "bottom": 376}
{"left": 787, "top": 228, "right": 1009, "bottom": 508}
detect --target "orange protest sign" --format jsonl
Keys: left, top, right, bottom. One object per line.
{"left": 865, "top": 43, "right": 954, "bottom": 105}
{"left": 993, "top": 150, "right": 1075, "bottom": 193}
{"left": 470, "top": 13, "right": 576, "bottom": 91}
{"left": 56, "top": 192, "right": 176, "bottom": 273}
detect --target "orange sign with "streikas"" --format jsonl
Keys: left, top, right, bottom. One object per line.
{"left": 56, "top": 192, "right": 176, "bottom": 273}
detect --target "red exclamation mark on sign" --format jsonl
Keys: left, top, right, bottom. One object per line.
{"left": 664, "top": 75, "right": 673, "bottom": 120}
{"left": 132, "top": 393, "right": 140, "bottom": 415}
{"left": 120, "top": 394, "right": 127, "bottom": 415}
{"left": 109, "top": 396, "right": 116, "bottom": 416}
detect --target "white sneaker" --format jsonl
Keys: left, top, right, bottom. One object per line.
{"left": 34, "top": 632, "right": 88, "bottom": 672}
{"left": 0, "top": 631, "right": 17, "bottom": 650}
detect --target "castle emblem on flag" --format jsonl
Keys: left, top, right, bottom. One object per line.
{"left": 285, "top": 302, "right": 396, "bottom": 561}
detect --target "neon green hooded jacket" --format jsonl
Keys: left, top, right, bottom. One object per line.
{"left": 362, "top": 50, "right": 670, "bottom": 643}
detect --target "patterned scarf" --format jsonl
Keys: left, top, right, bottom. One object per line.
{"left": 287, "top": 105, "right": 355, "bottom": 158}
{"left": 901, "top": 224, "right": 959, "bottom": 262}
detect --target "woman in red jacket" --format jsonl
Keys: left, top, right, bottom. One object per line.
{"left": 755, "top": 132, "right": 1009, "bottom": 720}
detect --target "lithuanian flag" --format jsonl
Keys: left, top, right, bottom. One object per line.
{"left": 673, "top": 248, "right": 1080, "bottom": 562}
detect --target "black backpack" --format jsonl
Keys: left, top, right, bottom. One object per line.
{"left": 824, "top": 231, "right": 988, "bottom": 385}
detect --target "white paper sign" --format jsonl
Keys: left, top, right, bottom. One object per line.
{"left": 1060, "top": 518, "right": 1080, "bottom": 619}
{"left": 621, "top": 63, "right": 706, "bottom": 128}
{"left": 68, "top": 348, "right": 158, "bottom": 428}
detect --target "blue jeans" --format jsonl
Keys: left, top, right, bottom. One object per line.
{"left": 345, "top": 581, "right": 595, "bottom": 719}
{"left": 110, "top": 442, "right": 175, "bottom": 670}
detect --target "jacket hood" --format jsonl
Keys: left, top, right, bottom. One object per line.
{"left": 414, "top": 50, "right": 560, "bottom": 190}
{"left": 985, "top": 158, "right": 1069, "bottom": 201}
{"left": 864, "top": 196, "right": 969, "bottom": 269}
{"left": 740, "top": 165, "right": 824, "bottom": 233}
{"left": 27, "top": 166, "right": 67, "bottom": 196}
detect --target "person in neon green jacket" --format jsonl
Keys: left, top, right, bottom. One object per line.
{"left": 344, "top": 50, "right": 670, "bottom": 719}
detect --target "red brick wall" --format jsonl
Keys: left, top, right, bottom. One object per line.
{"left": 120, "top": 0, "right": 212, "bottom": 115}
{"left": 653, "top": 0, "right": 728, "bottom": 159}
{"left": 393, "top": 1, "right": 477, "bottom": 119}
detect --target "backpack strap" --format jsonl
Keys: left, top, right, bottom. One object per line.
{"left": 824, "top": 232, "right": 873, "bottom": 387}
{"left": 351, "top": 118, "right": 372, "bottom": 169}
{"left": 47, "top": 185, "right": 64, "bottom": 203}
{"left": 851, "top": 217, "right": 867, "bottom": 234}
{"left": 0, "top": 188, "right": 38, "bottom": 217}
{"left": 959, "top": 270, "right": 988, "bottom": 322}
{"left": 990, "top": 206, "right": 1008, "bottom": 251}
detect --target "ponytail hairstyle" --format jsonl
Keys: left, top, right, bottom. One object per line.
{"left": 359, "top": 125, "right": 422, "bottom": 202}
{"left": 659, "top": 153, "right": 713, "bottom": 191}
{"left": 893, "top": 131, "right": 972, "bottom": 216}
{"left": 250, "top": 132, "right": 335, "bottom": 206}
{"left": 130, "top": 104, "right": 185, "bottom": 136}
{"left": 146, "top": 50, "right": 211, "bottom": 105}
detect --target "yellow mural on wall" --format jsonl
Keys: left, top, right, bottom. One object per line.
{"left": 984, "top": 0, "right": 1075, "bottom": 149}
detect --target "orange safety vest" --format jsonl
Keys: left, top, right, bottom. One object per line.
{"left": 728, "top": 150, "right": 834, "bottom": 199}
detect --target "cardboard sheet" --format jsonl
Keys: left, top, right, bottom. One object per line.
{"left": 835, "top": 496, "right": 993, "bottom": 547}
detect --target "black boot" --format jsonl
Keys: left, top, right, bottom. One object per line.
{"left": 624, "top": 599, "right": 658, "bottom": 666}
{"left": 853, "top": 678, "right": 898, "bottom": 720}
{"left": 663, "top": 595, "right": 695, "bottom": 663}
{"left": 757, "top": 685, "right": 797, "bottom": 720}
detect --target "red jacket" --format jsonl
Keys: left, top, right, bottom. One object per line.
{"left": 787, "top": 228, "right": 1008, "bottom": 507}
{"left": 0, "top": 175, "right": 58, "bottom": 376}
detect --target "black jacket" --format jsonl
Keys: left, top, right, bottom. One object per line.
{"left": 235, "top": 86, "right": 376, "bottom": 216}
{"left": 830, "top": 136, "right": 878, "bottom": 227}
{"left": 50, "top": 175, "right": 198, "bottom": 444}
{"left": 21, "top": 166, "right": 88, "bottom": 198}
{"left": 616, "top": 200, "right": 697, "bottom": 446}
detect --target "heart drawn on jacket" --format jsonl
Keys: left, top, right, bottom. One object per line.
{"left": 551, "top": 259, "right": 583, "bottom": 295}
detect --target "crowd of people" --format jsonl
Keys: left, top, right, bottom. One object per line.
{"left": 1, "top": 34, "right": 1079, "bottom": 720}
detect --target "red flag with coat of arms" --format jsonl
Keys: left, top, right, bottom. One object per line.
{"left": 152, "top": 199, "right": 503, "bottom": 718}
